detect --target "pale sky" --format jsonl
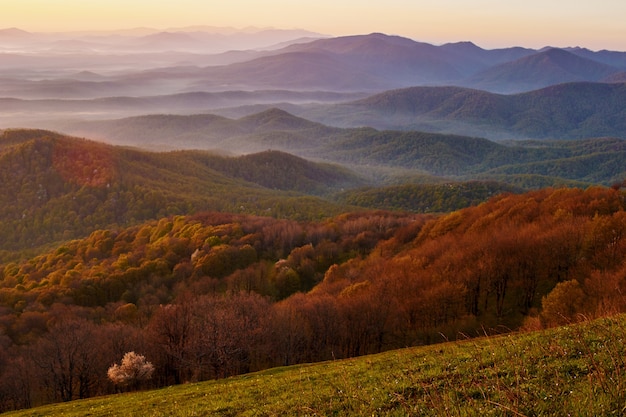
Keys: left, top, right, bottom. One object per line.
{"left": 1, "top": 0, "right": 625, "bottom": 50}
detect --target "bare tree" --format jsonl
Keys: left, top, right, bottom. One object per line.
{"left": 30, "top": 317, "right": 101, "bottom": 402}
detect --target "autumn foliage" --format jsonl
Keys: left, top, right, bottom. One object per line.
{"left": 1, "top": 186, "right": 626, "bottom": 411}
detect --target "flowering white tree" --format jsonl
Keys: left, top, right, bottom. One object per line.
{"left": 107, "top": 351, "right": 154, "bottom": 391}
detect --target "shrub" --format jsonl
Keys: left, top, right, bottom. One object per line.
{"left": 107, "top": 352, "right": 154, "bottom": 391}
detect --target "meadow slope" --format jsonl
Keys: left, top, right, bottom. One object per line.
{"left": 3, "top": 315, "right": 626, "bottom": 416}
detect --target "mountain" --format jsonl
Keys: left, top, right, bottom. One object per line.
{"left": 308, "top": 82, "right": 626, "bottom": 139}
{"left": 0, "top": 90, "right": 363, "bottom": 127}
{"left": 565, "top": 47, "right": 626, "bottom": 69}
{"left": 604, "top": 72, "right": 626, "bottom": 82}
{"left": 0, "top": 129, "right": 359, "bottom": 252}
{"left": 42, "top": 108, "right": 626, "bottom": 188}
{"left": 201, "top": 149, "right": 364, "bottom": 195}
{"left": 0, "top": 27, "right": 33, "bottom": 39}
{"left": 237, "top": 107, "right": 328, "bottom": 131}
{"left": 110, "top": 34, "right": 626, "bottom": 94}
{"left": 47, "top": 108, "right": 342, "bottom": 151}
{"left": 123, "top": 33, "right": 550, "bottom": 93}
{"left": 439, "top": 41, "right": 536, "bottom": 74}
{"left": 282, "top": 33, "right": 464, "bottom": 83}
{"left": 3, "top": 32, "right": 626, "bottom": 107}
{"left": 468, "top": 48, "right": 620, "bottom": 92}
{"left": 194, "top": 50, "right": 389, "bottom": 91}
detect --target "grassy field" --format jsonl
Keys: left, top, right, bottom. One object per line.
{"left": 5, "top": 315, "right": 626, "bottom": 416}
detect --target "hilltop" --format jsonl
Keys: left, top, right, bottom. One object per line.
{"left": 0, "top": 129, "right": 359, "bottom": 253}
{"left": 312, "top": 82, "right": 626, "bottom": 139}
{"left": 43, "top": 108, "right": 626, "bottom": 188}
{"left": 468, "top": 48, "right": 619, "bottom": 92}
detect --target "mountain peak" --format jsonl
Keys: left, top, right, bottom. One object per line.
{"left": 239, "top": 108, "right": 322, "bottom": 130}
{"left": 441, "top": 41, "right": 481, "bottom": 49}
{"left": 468, "top": 47, "right": 619, "bottom": 92}
{"left": 0, "top": 27, "right": 32, "bottom": 38}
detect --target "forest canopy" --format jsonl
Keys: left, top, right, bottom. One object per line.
{"left": 2, "top": 186, "right": 626, "bottom": 411}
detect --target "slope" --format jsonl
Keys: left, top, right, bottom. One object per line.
{"left": 46, "top": 108, "right": 343, "bottom": 151}
{"left": 0, "top": 129, "right": 358, "bottom": 253}
{"left": 4, "top": 315, "right": 626, "bottom": 416}
{"left": 1, "top": 185, "right": 626, "bottom": 413}
{"left": 316, "top": 82, "right": 626, "bottom": 139}
{"left": 43, "top": 108, "right": 626, "bottom": 187}
{"left": 467, "top": 48, "right": 620, "bottom": 92}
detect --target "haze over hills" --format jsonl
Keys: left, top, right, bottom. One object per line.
{"left": 3, "top": 24, "right": 626, "bottom": 415}
{"left": 467, "top": 48, "right": 621, "bottom": 92}
{"left": 0, "top": 129, "right": 364, "bottom": 251}
{"left": 299, "top": 82, "right": 626, "bottom": 139}
{"left": 1, "top": 31, "right": 625, "bottom": 105}
{"left": 37, "top": 109, "right": 626, "bottom": 188}
{"left": 1, "top": 30, "right": 625, "bottom": 140}
{"left": 6, "top": 79, "right": 625, "bottom": 141}
{"left": 0, "top": 26, "right": 327, "bottom": 54}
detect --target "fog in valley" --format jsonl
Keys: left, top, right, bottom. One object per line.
{"left": 2, "top": 27, "right": 626, "bottom": 153}
{"left": 0, "top": 27, "right": 345, "bottom": 135}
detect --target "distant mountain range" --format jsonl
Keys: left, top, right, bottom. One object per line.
{"left": 300, "top": 81, "right": 626, "bottom": 139}
{"left": 1, "top": 30, "right": 625, "bottom": 153}
{"left": 0, "top": 26, "right": 326, "bottom": 53}
{"left": 1, "top": 31, "right": 625, "bottom": 100}
{"left": 78, "top": 33, "right": 626, "bottom": 95}
{"left": 41, "top": 81, "right": 626, "bottom": 141}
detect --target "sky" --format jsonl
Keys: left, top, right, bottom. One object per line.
{"left": 1, "top": 0, "right": 625, "bottom": 50}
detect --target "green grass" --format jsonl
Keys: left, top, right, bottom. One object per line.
{"left": 6, "top": 315, "right": 626, "bottom": 416}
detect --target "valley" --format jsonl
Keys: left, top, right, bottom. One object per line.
{"left": 0, "top": 26, "right": 625, "bottom": 415}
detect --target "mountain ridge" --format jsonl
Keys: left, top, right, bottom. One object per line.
{"left": 468, "top": 48, "right": 620, "bottom": 92}
{"left": 307, "top": 81, "right": 626, "bottom": 139}
{"left": 0, "top": 129, "right": 359, "bottom": 251}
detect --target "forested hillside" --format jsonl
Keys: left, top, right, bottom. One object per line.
{"left": 3, "top": 25, "right": 626, "bottom": 416}
{"left": 0, "top": 129, "right": 360, "bottom": 254}
{"left": 44, "top": 110, "right": 626, "bottom": 187}
{"left": 313, "top": 82, "right": 626, "bottom": 138}
{"left": 1, "top": 186, "right": 626, "bottom": 411}
{"left": 335, "top": 181, "right": 522, "bottom": 212}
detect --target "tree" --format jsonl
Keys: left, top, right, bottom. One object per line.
{"left": 540, "top": 280, "right": 586, "bottom": 327}
{"left": 30, "top": 317, "right": 102, "bottom": 402}
{"left": 107, "top": 351, "right": 154, "bottom": 391}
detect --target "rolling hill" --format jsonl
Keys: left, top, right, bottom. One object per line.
{"left": 42, "top": 107, "right": 626, "bottom": 188}
{"left": 0, "top": 129, "right": 359, "bottom": 253}
{"left": 2, "top": 32, "right": 626, "bottom": 130}
{"left": 308, "top": 82, "right": 626, "bottom": 139}
{"left": 467, "top": 48, "right": 620, "bottom": 92}
{"left": 2, "top": 185, "right": 626, "bottom": 413}
{"left": 3, "top": 123, "right": 623, "bottom": 256}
